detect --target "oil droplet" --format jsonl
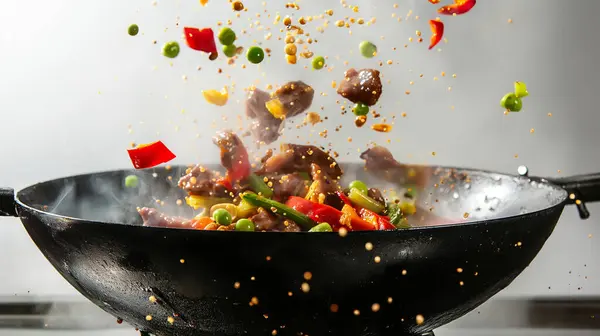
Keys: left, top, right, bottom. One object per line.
{"left": 371, "top": 303, "right": 380, "bottom": 312}
{"left": 330, "top": 304, "right": 339, "bottom": 312}
{"left": 353, "top": 309, "right": 360, "bottom": 316}
{"left": 179, "top": 259, "right": 185, "bottom": 264}
{"left": 387, "top": 297, "right": 393, "bottom": 303}
{"left": 301, "top": 283, "right": 310, "bottom": 293}
{"left": 146, "top": 315, "right": 153, "bottom": 321}
{"left": 304, "top": 271, "right": 313, "bottom": 280}
{"left": 234, "top": 282, "right": 241, "bottom": 289}
{"left": 401, "top": 269, "right": 407, "bottom": 275}
{"left": 456, "top": 268, "right": 463, "bottom": 273}
{"left": 416, "top": 314, "right": 425, "bottom": 325}
{"left": 374, "top": 256, "right": 381, "bottom": 263}
{"left": 365, "top": 242, "right": 373, "bottom": 251}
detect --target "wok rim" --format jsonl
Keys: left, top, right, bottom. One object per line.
{"left": 14, "top": 164, "right": 569, "bottom": 234}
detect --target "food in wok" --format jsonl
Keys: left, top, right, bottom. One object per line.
{"left": 137, "top": 130, "right": 444, "bottom": 233}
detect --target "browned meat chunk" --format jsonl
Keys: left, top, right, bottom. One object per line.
{"left": 309, "top": 163, "right": 341, "bottom": 195}
{"left": 368, "top": 188, "right": 385, "bottom": 205}
{"left": 360, "top": 146, "right": 432, "bottom": 187}
{"left": 263, "top": 173, "right": 310, "bottom": 200}
{"left": 178, "top": 166, "right": 229, "bottom": 197}
{"left": 250, "top": 209, "right": 302, "bottom": 232}
{"left": 337, "top": 68, "right": 383, "bottom": 106}
{"left": 245, "top": 88, "right": 284, "bottom": 145}
{"left": 257, "top": 144, "right": 342, "bottom": 179}
{"left": 138, "top": 207, "right": 191, "bottom": 228}
{"left": 212, "top": 130, "right": 250, "bottom": 185}
{"left": 273, "top": 81, "right": 314, "bottom": 118}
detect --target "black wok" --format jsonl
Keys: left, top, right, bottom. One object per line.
{"left": 1, "top": 163, "right": 599, "bottom": 336}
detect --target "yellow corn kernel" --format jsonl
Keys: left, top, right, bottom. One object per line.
{"left": 400, "top": 201, "right": 417, "bottom": 216}
{"left": 202, "top": 86, "right": 229, "bottom": 106}
{"left": 265, "top": 98, "right": 286, "bottom": 119}
{"left": 286, "top": 54, "right": 297, "bottom": 64}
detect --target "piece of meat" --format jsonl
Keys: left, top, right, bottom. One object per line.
{"left": 309, "top": 163, "right": 341, "bottom": 195}
{"left": 263, "top": 172, "right": 310, "bottom": 200}
{"left": 212, "top": 130, "right": 251, "bottom": 184}
{"left": 337, "top": 68, "right": 383, "bottom": 106}
{"left": 278, "top": 219, "right": 301, "bottom": 232}
{"left": 250, "top": 209, "right": 282, "bottom": 231}
{"left": 273, "top": 81, "right": 314, "bottom": 118}
{"left": 256, "top": 143, "right": 343, "bottom": 179}
{"left": 178, "top": 165, "right": 230, "bottom": 197}
{"left": 368, "top": 188, "right": 385, "bottom": 205}
{"left": 245, "top": 88, "right": 284, "bottom": 145}
{"left": 360, "top": 146, "right": 432, "bottom": 187}
{"left": 138, "top": 207, "right": 191, "bottom": 228}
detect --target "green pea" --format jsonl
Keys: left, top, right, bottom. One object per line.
{"left": 359, "top": 41, "right": 377, "bottom": 58}
{"left": 514, "top": 81, "right": 529, "bottom": 98}
{"left": 128, "top": 24, "right": 139, "bottom": 36}
{"left": 162, "top": 41, "right": 180, "bottom": 58}
{"left": 223, "top": 44, "right": 237, "bottom": 58}
{"left": 352, "top": 103, "right": 369, "bottom": 116}
{"left": 246, "top": 46, "right": 265, "bottom": 64}
{"left": 235, "top": 218, "right": 255, "bottom": 232}
{"left": 212, "top": 209, "right": 232, "bottom": 225}
{"left": 348, "top": 180, "right": 368, "bottom": 194}
{"left": 124, "top": 175, "right": 139, "bottom": 188}
{"left": 312, "top": 56, "right": 325, "bottom": 70}
{"left": 309, "top": 223, "right": 333, "bottom": 232}
{"left": 500, "top": 93, "right": 523, "bottom": 112}
{"left": 218, "top": 27, "right": 237, "bottom": 46}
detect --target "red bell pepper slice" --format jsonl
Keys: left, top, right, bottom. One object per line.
{"left": 285, "top": 197, "right": 376, "bottom": 231}
{"left": 183, "top": 27, "right": 217, "bottom": 53}
{"left": 438, "top": 0, "right": 476, "bottom": 15}
{"left": 359, "top": 208, "right": 396, "bottom": 231}
{"left": 127, "top": 141, "right": 176, "bottom": 169}
{"left": 428, "top": 19, "right": 444, "bottom": 50}
{"left": 336, "top": 191, "right": 352, "bottom": 206}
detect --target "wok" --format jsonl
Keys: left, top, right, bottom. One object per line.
{"left": 1, "top": 163, "right": 599, "bottom": 336}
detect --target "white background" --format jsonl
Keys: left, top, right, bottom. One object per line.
{"left": 0, "top": 0, "right": 598, "bottom": 330}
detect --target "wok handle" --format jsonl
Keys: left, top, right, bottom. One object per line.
{"left": 544, "top": 173, "right": 600, "bottom": 219}
{"left": 0, "top": 188, "right": 17, "bottom": 217}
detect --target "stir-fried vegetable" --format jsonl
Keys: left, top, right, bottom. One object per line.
{"left": 213, "top": 208, "right": 232, "bottom": 225}
{"left": 235, "top": 218, "right": 255, "bottom": 231}
{"left": 288, "top": 197, "right": 376, "bottom": 231}
{"left": 348, "top": 180, "right": 368, "bottom": 194}
{"left": 359, "top": 208, "right": 396, "bottom": 230}
{"left": 309, "top": 223, "right": 333, "bottom": 232}
{"left": 127, "top": 141, "right": 176, "bottom": 169}
{"left": 242, "top": 193, "right": 316, "bottom": 230}
{"left": 247, "top": 174, "right": 273, "bottom": 198}
{"left": 237, "top": 194, "right": 258, "bottom": 218}
{"left": 428, "top": 19, "right": 444, "bottom": 50}
{"left": 186, "top": 195, "right": 231, "bottom": 211}
{"left": 348, "top": 188, "right": 385, "bottom": 213}
{"left": 385, "top": 203, "right": 410, "bottom": 229}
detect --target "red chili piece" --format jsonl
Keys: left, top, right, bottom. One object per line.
{"left": 183, "top": 27, "right": 217, "bottom": 53}
{"left": 438, "top": 0, "right": 476, "bottom": 15}
{"left": 428, "top": 19, "right": 445, "bottom": 50}
{"left": 127, "top": 141, "right": 176, "bottom": 169}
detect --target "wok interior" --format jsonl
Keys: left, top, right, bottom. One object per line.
{"left": 16, "top": 163, "right": 567, "bottom": 227}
